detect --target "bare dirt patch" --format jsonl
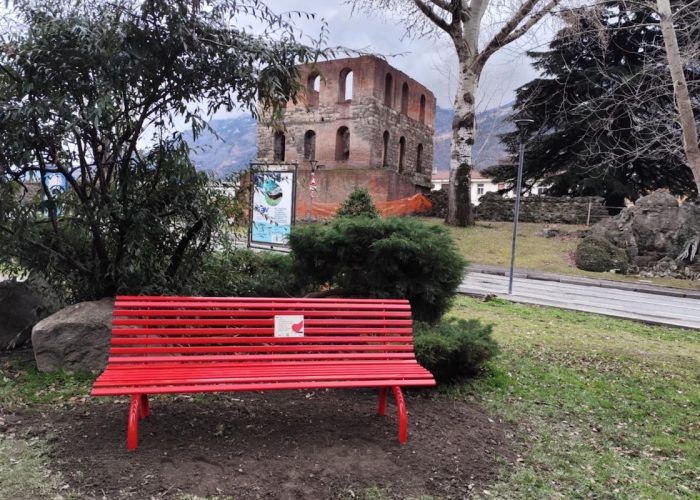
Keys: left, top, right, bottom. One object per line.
{"left": 5, "top": 390, "right": 514, "bottom": 499}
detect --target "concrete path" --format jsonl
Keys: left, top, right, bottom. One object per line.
{"left": 460, "top": 268, "right": 700, "bottom": 330}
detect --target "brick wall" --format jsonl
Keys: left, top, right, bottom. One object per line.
{"left": 256, "top": 55, "right": 436, "bottom": 207}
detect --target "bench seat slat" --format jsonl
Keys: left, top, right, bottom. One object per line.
{"left": 92, "top": 378, "right": 436, "bottom": 396}
{"left": 117, "top": 296, "right": 408, "bottom": 304}
{"left": 115, "top": 301, "right": 410, "bottom": 310}
{"left": 95, "top": 374, "right": 432, "bottom": 389}
{"left": 114, "top": 309, "right": 411, "bottom": 318}
{"left": 110, "top": 336, "right": 414, "bottom": 345}
{"left": 111, "top": 327, "right": 412, "bottom": 335}
{"left": 94, "top": 367, "right": 433, "bottom": 387}
{"left": 112, "top": 319, "right": 414, "bottom": 327}
{"left": 96, "top": 363, "right": 431, "bottom": 378}
{"left": 103, "top": 359, "right": 421, "bottom": 370}
{"left": 110, "top": 345, "right": 415, "bottom": 355}
{"left": 107, "top": 352, "right": 417, "bottom": 363}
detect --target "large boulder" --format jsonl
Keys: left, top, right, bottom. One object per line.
{"left": 0, "top": 280, "right": 52, "bottom": 350}
{"left": 590, "top": 190, "right": 700, "bottom": 264}
{"left": 32, "top": 298, "right": 114, "bottom": 372}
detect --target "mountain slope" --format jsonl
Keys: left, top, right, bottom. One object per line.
{"left": 184, "top": 104, "right": 512, "bottom": 177}
{"left": 182, "top": 115, "right": 257, "bottom": 178}
{"left": 432, "top": 103, "right": 513, "bottom": 172}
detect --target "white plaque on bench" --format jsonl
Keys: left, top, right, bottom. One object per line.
{"left": 274, "top": 315, "right": 304, "bottom": 337}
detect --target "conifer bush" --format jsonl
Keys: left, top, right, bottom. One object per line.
{"left": 575, "top": 236, "right": 629, "bottom": 273}
{"left": 414, "top": 318, "right": 499, "bottom": 383}
{"left": 288, "top": 216, "right": 466, "bottom": 323}
{"left": 192, "top": 250, "right": 305, "bottom": 297}
{"left": 335, "top": 188, "right": 380, "bottom": 218}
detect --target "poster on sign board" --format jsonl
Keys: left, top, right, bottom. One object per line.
{"left": 249, "top": 166, "right": 296, "bottom": 250}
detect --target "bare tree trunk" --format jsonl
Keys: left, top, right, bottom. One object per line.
{"left": 446, "top": 57, "right": 479, "bottom": 226}
{"left": 657, "top": 0, "right": 700, "bottom": 194}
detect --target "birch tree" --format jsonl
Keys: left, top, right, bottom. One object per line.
{"left": 656, "top": 0, "right": 700, "bottom": 194}
{"left": 351, "top": 0, "right": 563, "bottom": 225}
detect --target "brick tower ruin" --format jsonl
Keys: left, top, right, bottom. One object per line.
{"left": 256, "top": 55, "right": 436, "bottom": 217}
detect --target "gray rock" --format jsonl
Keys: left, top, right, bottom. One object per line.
{"left": 541, "top": 228, "right": 561, "bottom": 238}
{"left": 32, "top": 298, "right": 114, "bottom": 372}
{"left": 635, "top": 190, "right": 679, "bottom": 209}
{"left": 591, "top": 190, "right": 699, "bottom": 261}
{"left": 0, "top": 281, "right": 51, "bottom": 350}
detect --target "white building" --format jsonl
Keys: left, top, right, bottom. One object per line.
{"left": 431, "top": 171, "right": 548, "bottom": 205}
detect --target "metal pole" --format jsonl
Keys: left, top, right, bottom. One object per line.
{"left": 586, "top": 201, "right": 592, "bottom": 226}
{"left": 508, "top": 140, "right": 526, "bottom": 295}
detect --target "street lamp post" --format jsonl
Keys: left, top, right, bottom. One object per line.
{"left": 508, "top": 119, "right": 535, "bottom": 295}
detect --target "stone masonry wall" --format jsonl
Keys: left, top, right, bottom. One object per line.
{"left": 475, "top": 193, "right": 608, "bottom": 224}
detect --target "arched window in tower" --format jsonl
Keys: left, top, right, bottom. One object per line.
{"left": 304, "top": 130, "right": 316, "bottom": 161}
{"left": 384, "top": 73, "right": 393, "bottom": 107}
{"left": 273, "top": 131, "right": 286, "bottom": 161}
{"left": 339, "top": 68, "right": 353, "bottom": 101}
{"left": 419, "top": 94, "right": 426, "bottom": 124}
{"left": 307, "top": 73, "right": 321, "bottom": 92}
{"left": 336, "top": 126, "right": 350, "bottom": 161}
{"left": 381, "top": 131, "right": 390, "bottom": 167}
{"left": 398, "top": 136, "right": 406, "bottom": 173}
{"left": 307, "top": 73, "right": 321, "bottom": 106}
{"left": 401, "top": 82, "right": 409, "bottom": 115}
{"left": 416, "top": 144, "right": 424, "bottom": 173}
{"left": 380, "top": 130, "right": 389, "bottom": 167}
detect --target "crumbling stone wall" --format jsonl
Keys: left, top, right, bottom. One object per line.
{"left": 475, "top": 192, "right": 608, "bottom": 224}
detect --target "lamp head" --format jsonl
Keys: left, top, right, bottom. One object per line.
{"left": 514, "top": 118, "right": 535, "bottom": 134}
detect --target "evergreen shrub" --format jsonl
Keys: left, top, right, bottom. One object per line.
{"left": 289, "top": 216, "right": 466, "bottom": 323}
{"left": 575, "top": 236, "right": 629, "bottom": 273}
{"left": 335, "top": 188, "right": 380, "bottom": 218}
{"left": 414, "top": 318, "right": 499, "bottom": 383}
{"left": 192, "top": 250, "right": 306, "bottom": 297}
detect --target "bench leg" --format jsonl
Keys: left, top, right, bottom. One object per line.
{"left": 392, "top": 386, "right": 408, "bottom": 445}
{"left": 140, "top": 394, "right": 150, "bottom": 419}
{"left": 377, "top": 388, "right": 387, "bottom": 416}
{"left": 127, "top": 395, "right": 141, "bottom": 451}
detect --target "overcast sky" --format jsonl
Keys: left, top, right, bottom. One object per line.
{"left": 259, "top": 1, "right": 555, "bottom": 112}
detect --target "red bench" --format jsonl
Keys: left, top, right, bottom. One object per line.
{"left": 91, "top": 296, "right": 436, "bottom": 450}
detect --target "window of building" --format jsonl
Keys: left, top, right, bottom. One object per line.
{"left": 339, "top": 68, "right": 353, "bottom": 101}
{"left": 336, "top": 126, "right": 350, "bottom": 161}
{"left": 304, "top": 130, "right": 316, "bottom": 161}
{"left": 308, "top": 73, "right": 321, "bottom": 92}
{"left": 416, "top": 143, "right": 423, "bottom": 173}
{"left": 384, "top": 73, "right": 393, "bottom": 107}
{"left": 273, "top": 131, "right": 285, "bottom": 161}
{"left": 401, "top": 82, "right": 409, "bottom": 115}
{"left": 398, "top": 136, "right": 406, "bottom": 173}
{"left": 307, "top": 73, "right": 320, "bottom": 106}
{"left": 419, "top": 94, "right": 426, "bottom": 124}
{"left": 477, "top": 183, "right": 485, "bottom": 195}
{"left": 381, "top": 131, "right": 390, "bottom": 167}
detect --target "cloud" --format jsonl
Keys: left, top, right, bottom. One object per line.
{"left": 261, "top": 1, "right": 549, "bottom": 110}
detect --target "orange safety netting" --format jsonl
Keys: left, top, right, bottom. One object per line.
{"left": 296, "top": 193, "right": 432, "bottom": 220}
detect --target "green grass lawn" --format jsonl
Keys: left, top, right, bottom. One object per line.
{"left": 2, "top": 297, "right": 698, "bottom": 498}
{"left": 418, "top": 217, "right": 700, "bottom": 291}
{"left": 450, "top": 296, "right": 700, "bottom": 498}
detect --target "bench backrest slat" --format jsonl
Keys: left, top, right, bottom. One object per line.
{"left": 110, "top": 296, "right": 416, "bottom": 363}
